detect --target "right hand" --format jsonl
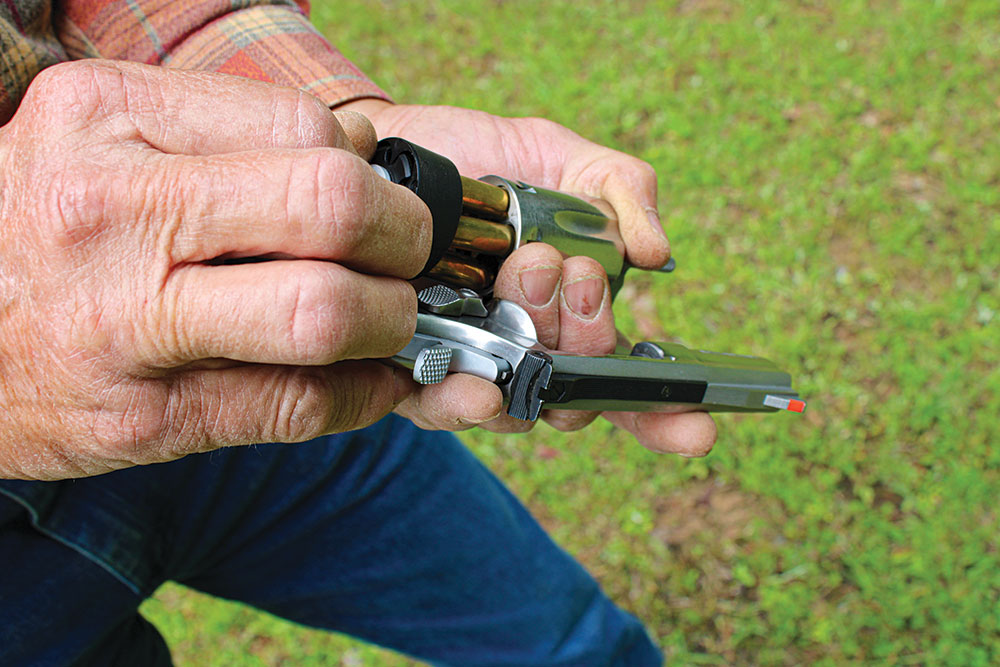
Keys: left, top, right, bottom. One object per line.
{"left": 0, "top": 61, "right": 431, "bottom": 480}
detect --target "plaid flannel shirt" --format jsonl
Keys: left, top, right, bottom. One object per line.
{"left": 0, "top": 0, "right": 390, "bottom": 124}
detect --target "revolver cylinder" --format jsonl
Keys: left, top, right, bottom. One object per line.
{"left": 371, "top": 137, "right": 648, "bottom": 294}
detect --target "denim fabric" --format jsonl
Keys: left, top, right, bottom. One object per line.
{"left": 0, "top": 415, "right": 662, "bottom": 666}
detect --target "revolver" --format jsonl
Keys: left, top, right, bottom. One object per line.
{"left": 371, "top": 138, "right": 805, "bottom": 421}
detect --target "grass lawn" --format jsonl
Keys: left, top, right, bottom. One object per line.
{"left": 141, "top": 1, "right": 1000, "bottom": 664}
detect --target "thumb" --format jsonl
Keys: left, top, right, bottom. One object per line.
{"left": 333, "top": 110, "right": 379, "bottom": 160}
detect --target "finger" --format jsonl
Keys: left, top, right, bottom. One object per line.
{"left": 542, "top": 255, "right": 616, "bottom": 432}
{"left": 82, "top": 60, "right": 356, "bottom": 155}
{"left": 602, "top": 163, "right": 671, "bottom": 269}
{"left": 393, "top": 374, "right": 504, "bottom": 431}
{"left": 161, "top": 361, "right": 413, "bottom": 456}
{"left": 155, "top": 260, "right": 416, "bottom": 366}
{"left": 476, "top": 412, "right": 535, "bottom": 434}
{"left": 567, "top": 151, "right": 671, "bottom": 270}
{"left": 604, "top": 410, "right": 718, "bottom": 457}
{"left": 493, "top": 243, "right": 564, "bottom": 348}
{"left": 556, "top": 256, "right": 616, "bottom": 350}
{"left": 145, "top": 148, "right": 431, "bottom": 277}
{"left": 485, "top": 242, "right": 563, "bottom": 432}
{"left": 333, "top": 110, "right": 378, "bottom": 160}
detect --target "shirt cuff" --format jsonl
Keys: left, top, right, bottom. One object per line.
{"left": 166, "top": 5, "right": 392, "bottom": 108}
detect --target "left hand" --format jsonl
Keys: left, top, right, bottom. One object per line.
{"left": 339, "top": 101, "right": 716, "bottom": 456}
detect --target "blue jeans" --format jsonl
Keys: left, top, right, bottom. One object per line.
{"left": 0, "top": 415, "right": 661, "bottom": 666}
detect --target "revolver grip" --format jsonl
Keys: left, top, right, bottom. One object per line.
{"left": 479, "top": 176, "right": 628, "bottom": 295}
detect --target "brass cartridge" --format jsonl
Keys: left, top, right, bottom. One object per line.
{"left": 460, "top": 176, "right": 510, "bottom": 221}
{"left": 451, "top": 215, "right": 516, "bottom": 256}
{"left": 426, "top": 255, "right": 495, "bottom": 291}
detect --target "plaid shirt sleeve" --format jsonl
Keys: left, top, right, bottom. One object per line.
{"left": 0, "top": 2, "right": 68, "bottom": 124}
{"left": 0, "top": 1, "right": 389, "bottom": 123}
{"left": 55, "top": 0, "right": 391, "bottom": 107}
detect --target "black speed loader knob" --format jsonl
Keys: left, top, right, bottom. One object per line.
{"left": 370, "top": 138, "right": 464, "bottom": 277}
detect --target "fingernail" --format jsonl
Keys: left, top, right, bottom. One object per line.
{"left": 645, "top": 207, "right": 669, "bottom": 242}
{"left": 518, "top": 267, "right": 562, "bottom": 307}
{"left": 563, "top": 277, "right": 606, "bottom": 319}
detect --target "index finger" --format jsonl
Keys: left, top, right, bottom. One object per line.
{"left": 563, "top": 149, "right": 671, "bottom": 270}
{"left": 86, "top": 60, "right": 359, "bottom": 155}
{"left": 144, "top": 147, "right": 432, "bottom": 278}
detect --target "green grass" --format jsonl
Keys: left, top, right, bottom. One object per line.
{"left": 141, "top": 1, "right": 1000, "bottom": 664}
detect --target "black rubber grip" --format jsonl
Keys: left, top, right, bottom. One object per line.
{"left": 371, "top": 138, "right": 463, "bottom": 277}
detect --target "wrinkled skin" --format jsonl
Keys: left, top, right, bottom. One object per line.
{"left": 0, "top": 61, "right": 432, "bottom": 479}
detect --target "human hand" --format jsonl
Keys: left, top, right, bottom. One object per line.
{"left": 347, "top": 101, "right": 716, "bottom": 455}
{"left": 0, "top": 61, "right": 432, "bottom": 480}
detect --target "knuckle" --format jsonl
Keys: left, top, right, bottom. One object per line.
{"left": 283, "top": 266, "right": 353, "bottom": 363}
{"left": 23, "top": 63, "right": 85, "bottom": 109}
{"left": 42, "top": 167, "right": 115, "bottom": 249}
{"left": 264, "top": 363, "right": 398, "bottom": 438}
{"left": 630, "top": 158, "right": 658, "bottom": 187}
{"left": 520, "top": 116, "right": 568, "bottom": 137}
{"left": 605, "top": 154, "right": 655, "bottom": 188}
{"left": 132, "top": 160, "right": 187, "bottom": 263}
{"left": 361, "top": 278, "right": 416, "bottom": 357}
{"left": 84, "top": 384, "right": 171, "bottom": 465}
{"left": 25, "top": 61, "right": 124, "bottom": 124}
{"left": 288, "top": 150, "right": 373, "bottom": 259}
{"left": 147, "top": 268, "right": 194, "bottom": 365}
{"left": 322, "top": 364, "right": 394, "bottom": 433}
{"left": 625, "top": 153, "right": 656, "bottom": 177}
{"left": 518, "top": 116, "right": 579, "bottom": 153}
{"left": 283, "top": 272, "right": 410, "bottom": 364}
{"left": 284, "top": 274, "right": 330, "bottom": 362}
{"left": 289, "top": 90, "right": 340, "bottom": 147}
{"left": 321, "top": 390, "right": 368, "bottom": 434}
{"left": 321, "top": 152, "right": 375, "bottom": 258}
{"left": 271, "top": 371, "right": 329, "bottom": 441}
